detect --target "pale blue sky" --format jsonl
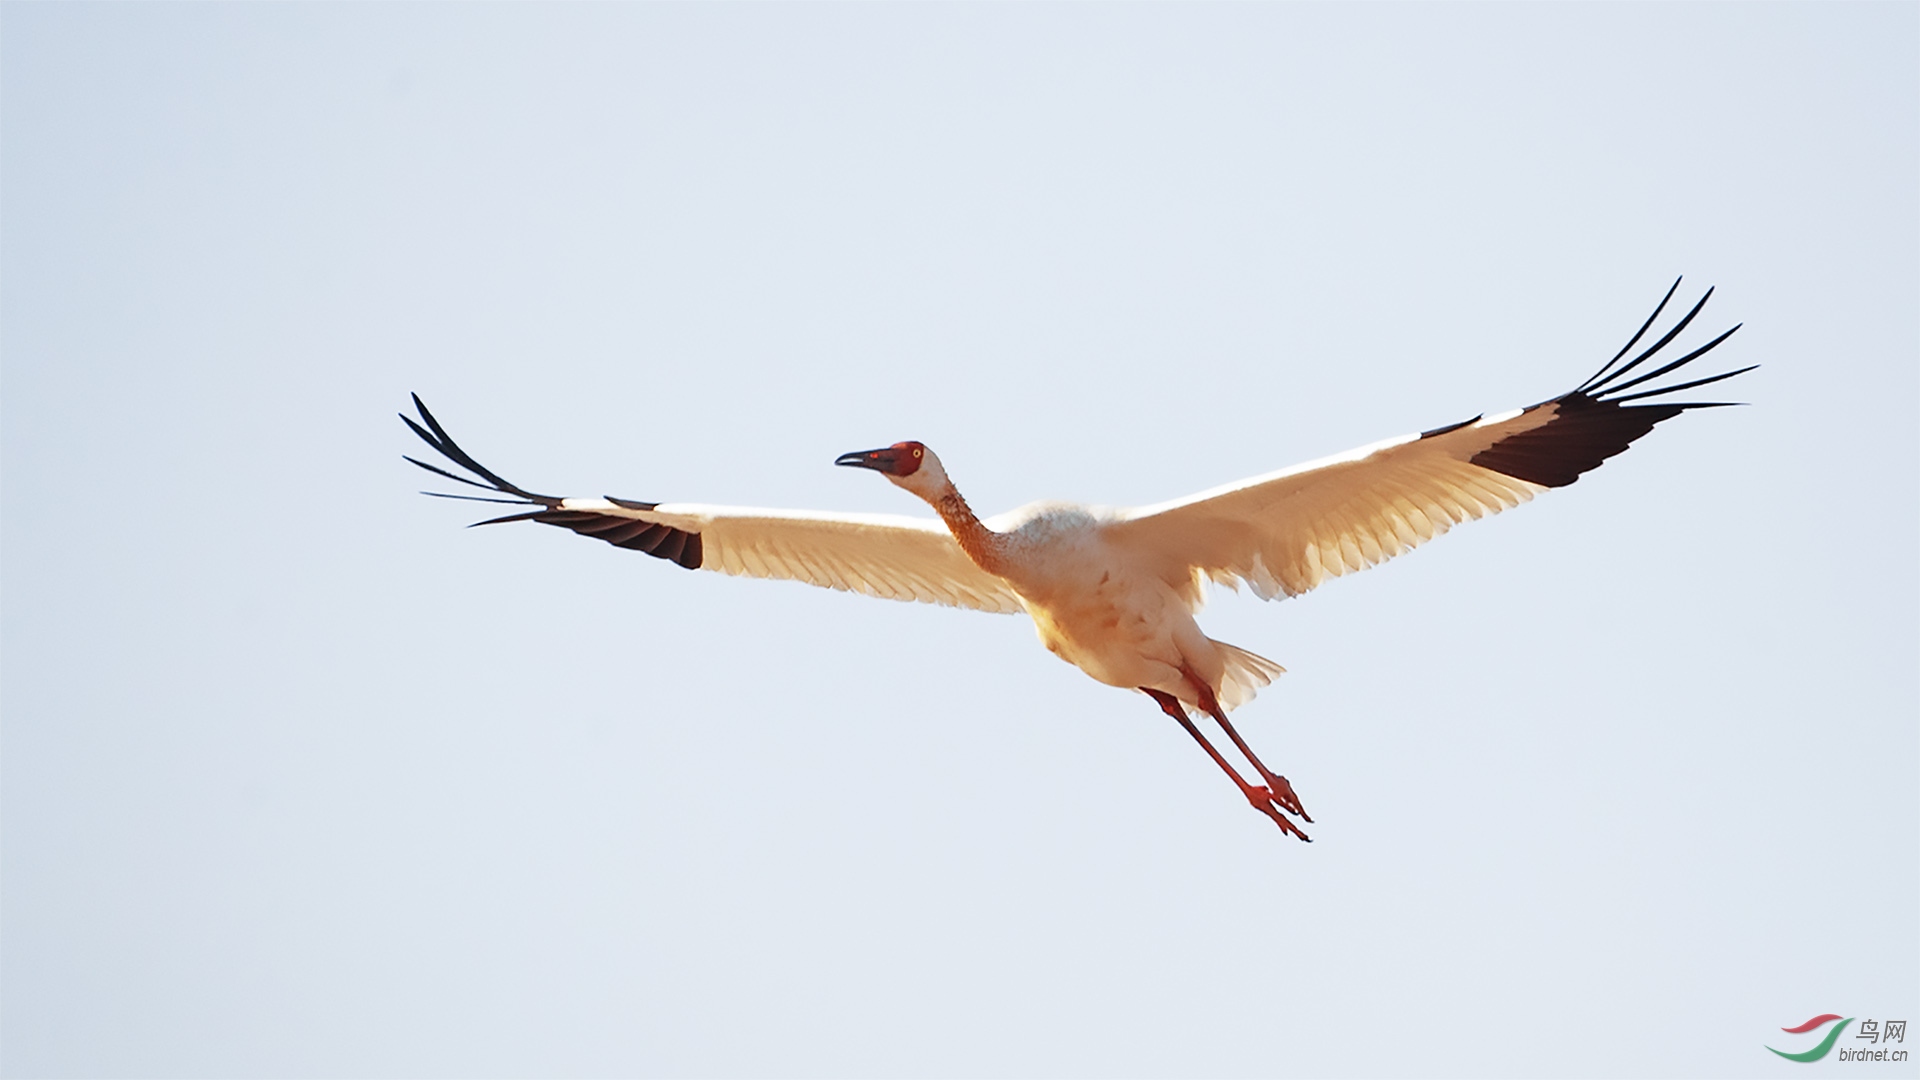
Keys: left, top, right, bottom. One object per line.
{"left": 3, "top": 5, "right": 1915, "bottom": 1077}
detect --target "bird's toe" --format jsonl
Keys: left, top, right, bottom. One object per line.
{"left": 1269, "top": 776, "right": 1311, "bottom": 822}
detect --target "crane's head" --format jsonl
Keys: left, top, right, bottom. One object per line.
{"left": 834, "top": 440, "right": 949, "bottom": 500}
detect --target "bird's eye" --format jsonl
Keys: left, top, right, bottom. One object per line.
{"left": 914, "top": 448, "right": 923, "bottom": 458}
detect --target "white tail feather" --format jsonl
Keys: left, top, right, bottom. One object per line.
{"left": 1215, "top": 640, "right": 1286, "bottom": 711}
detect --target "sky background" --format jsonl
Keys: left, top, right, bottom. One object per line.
{"left": 3, "top": 5, "right": 1915, "bottom": 1078}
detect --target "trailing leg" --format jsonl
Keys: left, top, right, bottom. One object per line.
{"left": 1143, "top": 688, "right": 1310, "bottom": 842}
{"left": 1180, "top": 665, "right": 1312, "bottom": 823}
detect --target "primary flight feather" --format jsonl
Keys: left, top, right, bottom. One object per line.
{"left": 405, "top": 279, "right": 1749, "bottom": 841}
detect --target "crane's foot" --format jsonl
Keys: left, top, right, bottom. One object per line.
{"left": 1245, "top": 786, "right": 1312, "bottom": 842}
{"left": 1265, "top": 774, "right": 1312, "bottom": 823}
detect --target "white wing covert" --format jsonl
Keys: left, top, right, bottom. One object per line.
{"left": 1106, "top": 281, "right": 1751, "bottom": 605}
{"left": 401, "top": 396, "right": 1022, "bottom": 614}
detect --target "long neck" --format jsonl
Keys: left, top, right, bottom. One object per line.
{"left": 929, "top": 481, "right": 1008, "bottom": 575}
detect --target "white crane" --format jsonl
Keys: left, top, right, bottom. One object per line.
{"left": 404, "top": 280, "right": 1749, "bottom": 841}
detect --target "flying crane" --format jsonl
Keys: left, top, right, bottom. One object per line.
{"left": 403, "top": 280, "right": 1749, "bottom": 841}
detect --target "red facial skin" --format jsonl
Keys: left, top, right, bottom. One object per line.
{"left": 889, "top": 441, "right": 926, "bottom": 477}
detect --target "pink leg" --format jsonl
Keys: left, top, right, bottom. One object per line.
{"left": 1181, "top": 664, "right": 1312, "bottom": 823}
{"left": 1143, "top": 688, "right": 1310, "bottom": 842}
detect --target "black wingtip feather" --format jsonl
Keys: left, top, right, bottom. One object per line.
{"left": 677, "top": 531, "right": 704, "bottom": 570}
{"left": 410, "top": 393, "right": 457, "bottom": 450}
{"left": 469, "top": 509, "right": 552, "bottom": 527}
{"left": 1594, "top": 321, "right": 1742, "bottom": 399}
{"left": 401, "top": 396, "right": 559, "bottom": 506}
{"left": 1470, "top": 397, "right": 1682, "bottom": 487}
{"left": 403, "top": 454, "right": 505, "bottom": 493}
{"left": 1605, "top": 363, "right": 1756, "bottom": 405}
{"left": 1584, "top": 286, "right": 1717, "bottom": 398}
{"left": 1467, "top": 283, "right": 1751, "bottom": 488}
{"left": 403, "top": 396, "right": 700, "bottom": 569}
{"left": 1576, "top": 276, "right": 1684, "bottom": 394}
{"left": 420, "top": 490, "right": 541, "bottom": 505}
{"left": 530, "top": 508, "right": 705, "bottom": 569}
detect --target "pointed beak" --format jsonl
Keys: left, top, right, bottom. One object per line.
{"left": 835, "top": 447, "right": 901, "bottom": 474}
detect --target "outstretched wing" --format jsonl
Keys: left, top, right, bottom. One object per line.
{"left": 401, "top": 396, "right": 1023, "bottom": 614}
{"left": 1106, "top": 280, "right": 1753, "bottom": 604}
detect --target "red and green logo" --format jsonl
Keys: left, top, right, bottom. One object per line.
{"left": 1768, "top": 1014, "right": 1853, "bottom": 1062}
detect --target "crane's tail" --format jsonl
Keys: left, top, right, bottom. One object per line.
{"left": 1215, "top": 640, "right": 1286, "bottom": 712}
